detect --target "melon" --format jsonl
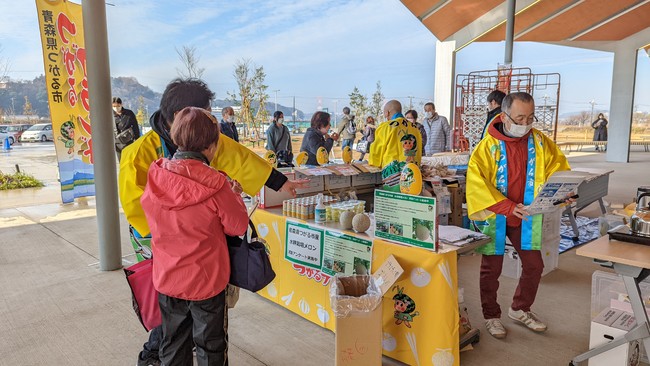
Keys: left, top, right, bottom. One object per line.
{"left": 415, "top": 224, "right": 431, "bottom": 241}
{"left": 352, "top": 213, "right": 371, "bottom": 233}
{"left": 339, "top": 210, "right": 355, "bottom": 230}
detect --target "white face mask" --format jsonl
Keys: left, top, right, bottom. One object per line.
{"left": 113, "top": 106, "right": 122, "bottom": 113}
{"left": 424, "top": 111, "right": 433, "bottom": 119}
{"left": 277, "top": 118, "right": 284, "bottom": 125}
{"left": 226, "top": 115, "right": 234, "bottom": 123}
{"left": 506, "top": 122, "right": 532, "bottom": 137}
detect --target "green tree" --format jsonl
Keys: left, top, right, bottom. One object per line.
{"left": 368, "top": 81, "right": 384, "bottom": 122}
{"left": 348, "top": 86, "right": 368, "bottom": 130}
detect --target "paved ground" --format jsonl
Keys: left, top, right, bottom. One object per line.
{"left": 1, "top": 144, "right": 650, "bottom": 365}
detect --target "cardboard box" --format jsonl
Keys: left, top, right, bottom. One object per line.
{"left": 351, "top": 173, "right": 377, "bottom": 187}
{"left": 294, "top": 172, "right": 325, "bottom": 194}
{"left": 448, "top": 186, "right": 464, "bottom": 227}
{"left": 325, "top": 175, "right": 352, "bottom": 190}
{"left": 589, "top": 317, "right": 643, "bottom": 366}
{"left": 332, "top": 256, "right": 404, "bottom": 366}
{"left": 257, "top": 172, "right": 295, "bottom": 208}
{"left": 501, "top": 234, "right": 560, "bottom": 279}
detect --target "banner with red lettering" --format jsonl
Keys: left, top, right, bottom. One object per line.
{"left": 36, "top": 0, "right": 94, "bottom": 203}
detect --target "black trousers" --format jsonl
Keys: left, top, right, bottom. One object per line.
{"left": 159, "top": 290, "right": 228, "bottom": 366}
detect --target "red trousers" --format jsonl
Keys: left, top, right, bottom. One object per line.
{"left": 480, "top": 225, "right": 544, "bottom": 319}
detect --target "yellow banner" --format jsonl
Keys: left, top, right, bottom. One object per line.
{"left": 36, "top": 0, "right": 94, "bottom": 203}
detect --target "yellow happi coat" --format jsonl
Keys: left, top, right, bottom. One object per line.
{"left": 467, "top": 128, "right": 570, "bottom": 255}
{"left": 119, "top": 130, "right": 272, "bottom": 237}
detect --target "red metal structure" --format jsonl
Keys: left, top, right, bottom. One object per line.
{"left": 453, "top": 67, "right": 561, "bottom": 152}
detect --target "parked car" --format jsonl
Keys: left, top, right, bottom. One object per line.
{"left": 5, "top": 124, "right": 33, "bottom": 143}
{"left": 21, "top": 123, "right": 53, "bottom": 142}
{"left": 0, "top": 130, "right": 15, "bottom": 145}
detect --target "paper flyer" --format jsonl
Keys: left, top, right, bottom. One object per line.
{"left": 526, "top": 170, "right": 589, "bottom": 215}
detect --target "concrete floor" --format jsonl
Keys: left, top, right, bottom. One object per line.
{"left": 0, "top": 149, "right": 648, "bottom": 365}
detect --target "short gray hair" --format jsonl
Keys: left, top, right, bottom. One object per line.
{"left": 501, "top": 92, "right": 534, "bottom": 113}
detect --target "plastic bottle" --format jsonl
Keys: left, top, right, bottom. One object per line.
{"left": 315, "top": 194, "right": 326, "bottom": 224}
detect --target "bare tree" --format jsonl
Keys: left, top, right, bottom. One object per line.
{"left": 253, "top": 66, "right": 269, "bottom": 137}
{"left": 175, "top": 45, "right": 205, "bottom": 79}
{"left": 368, "top": 81, "right": 384, "bottom": 122}
{"left": 230, "top": 59, "right": 255, "bottom": 138}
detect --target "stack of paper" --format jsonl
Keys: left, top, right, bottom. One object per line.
{"left": 439, "top": 225, "right": 488, "bottom": 247}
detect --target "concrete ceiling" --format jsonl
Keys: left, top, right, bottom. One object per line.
{"left": 402, "top": 0, "right": 650, "bottom": 51}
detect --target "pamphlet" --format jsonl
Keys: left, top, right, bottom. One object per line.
{"left": 525, "top": 170, "right": 589, "bottom": 215}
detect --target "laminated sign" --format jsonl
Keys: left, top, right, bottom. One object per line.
{"left": 285, "top": 221, "right": 324, "bottom": 269}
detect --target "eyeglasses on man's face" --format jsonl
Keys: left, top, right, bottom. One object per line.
{"left": 503, "top": 111, "right": 538, "bottom": 125}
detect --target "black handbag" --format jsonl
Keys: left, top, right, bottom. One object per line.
{"left": 226, "top": 220, "right": 276, "bottom": 292}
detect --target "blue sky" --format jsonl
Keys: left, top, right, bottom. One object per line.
{"left": 1, "top": 0, "right": 648, "bottom": 115}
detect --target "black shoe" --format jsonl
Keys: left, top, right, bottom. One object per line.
{"left": 137, "top": 356, "right": 161, "bottom": 366}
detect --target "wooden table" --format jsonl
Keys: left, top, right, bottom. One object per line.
{"left": 571, "top": 235, "right": 650, "bottom": 365}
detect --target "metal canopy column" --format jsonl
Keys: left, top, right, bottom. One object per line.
{"left": 81, "top": 0, "right": 122, "bottom": 270}
{"left": 434, "top": 40, "right": 457, "bottom": 124}
{"left": 504, "top": 0, "right": 516, "bottom": 64}
{"left": 606, "top": 45, "right": 638, "bottom": 163}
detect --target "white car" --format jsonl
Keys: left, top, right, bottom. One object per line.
{"left": 21, "top": 123, "right": 53, "bottom": 142}
{"left": 0, "top": 130, "right": 15, "bottom": 145}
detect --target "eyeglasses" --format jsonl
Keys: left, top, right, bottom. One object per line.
{"left": 502, "top": 111, "right": 538, "bottom": 125}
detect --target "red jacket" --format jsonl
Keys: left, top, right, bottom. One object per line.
{"left": 141, "top": 158, "right": 248, "bottom": 301}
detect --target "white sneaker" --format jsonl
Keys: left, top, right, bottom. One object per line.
{"left": 485, "top": 318, "right": 507, "bottom": 339}
{"left": 508, "top": 308, "right": 547, "bottom": 332}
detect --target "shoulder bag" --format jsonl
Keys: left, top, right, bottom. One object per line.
{"left": 123, "top": 258, "right": 161, "bottom": 332}
{"left": 226, "top": 220, "right": 276, "bottom": 293}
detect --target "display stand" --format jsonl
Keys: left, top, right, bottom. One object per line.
{"left": 251, "top": 208, "right": 480, "bottom": 366}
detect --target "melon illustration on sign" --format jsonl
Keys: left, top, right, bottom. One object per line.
{"left": 295, "top": 151, "right": 308, "bottom": 166}
{"left": 266, "top": 282, "right": 277, "bottom": 298}
{"left": 400, "top": 163, "right": 422, "bottom": 195}
{"left": 431, "top": 348, "right": 454, "bottom": 366}
{"left": 316, "top": 304, "right": 330, "bottom": 323}
{"left": 410, "top": 267, "right": 432, "bottom": 287}
{"left": 264, "top": 150, "right": 278, "bottom": 168}
{"left": 316, "top": 146, "right": 329, "bottom": 165}
{"left": 257, "top": 223, "right": 269, "bottom": 238}
{"left": 299, "top": 298, "right": 310, "bottom": 314}
{"left": 342, "top": 146, "right": 352, "bottom": 164}
{"left": 382, "top": 332, "right": 397, "bottom": 352}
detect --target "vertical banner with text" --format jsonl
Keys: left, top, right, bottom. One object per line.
{"left": 36, "top": 0, "right": 95, "bottom": 203}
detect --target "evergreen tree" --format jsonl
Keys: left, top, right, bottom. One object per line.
{"left": 348, "top": 86, "right": 368, "bottom": 130}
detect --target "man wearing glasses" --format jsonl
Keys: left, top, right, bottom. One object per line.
{"left": 466, "top": 92, "right": 570, "bottom": 340}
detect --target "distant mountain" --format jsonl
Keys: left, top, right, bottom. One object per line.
{"left": 0, "top": 75, "right": 304, "bottom": 121}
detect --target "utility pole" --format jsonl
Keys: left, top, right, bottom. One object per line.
{"left": 334, "top": 100, "right": 338, "bottom": 125}
{"left": 407, "top": 96, "right": 414, "bottom": 111}
{"left": 292, "top": 96, "right": 296, "bottom": 123}
{"left": 589, "top": 99, "right": 596, "bottom": 128}
{"left": 273, "top": 89, "right": 280, "bottom": 112}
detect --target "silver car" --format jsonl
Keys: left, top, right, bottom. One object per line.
{"left": 0, "top": 130, "right": 15, "bottom": 145}
{"left": 21, "top": 123, "right": 53, "bottom": 142}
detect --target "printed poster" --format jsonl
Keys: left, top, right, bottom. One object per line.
{"left": 285, "top": 221, "right": 324, "bottom": 269}
{"left": 322, "top": 230, "right": 372, "bottom": 276}
{"left": 374, "top": 190, "right": 438, "bottom": 251}
{"left": 36, "top": 0, "right": 95, "bottom": 203}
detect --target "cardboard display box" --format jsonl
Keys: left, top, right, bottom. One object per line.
{"left": 332, "top": 256, "right": 404, "bottom": 366}
{"left": 589, "top": 311, "right": 644, "bottom": 366}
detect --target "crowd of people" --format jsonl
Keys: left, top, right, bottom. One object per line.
{"left": 115, "top": 76, "right": 586, "bottom": 364}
